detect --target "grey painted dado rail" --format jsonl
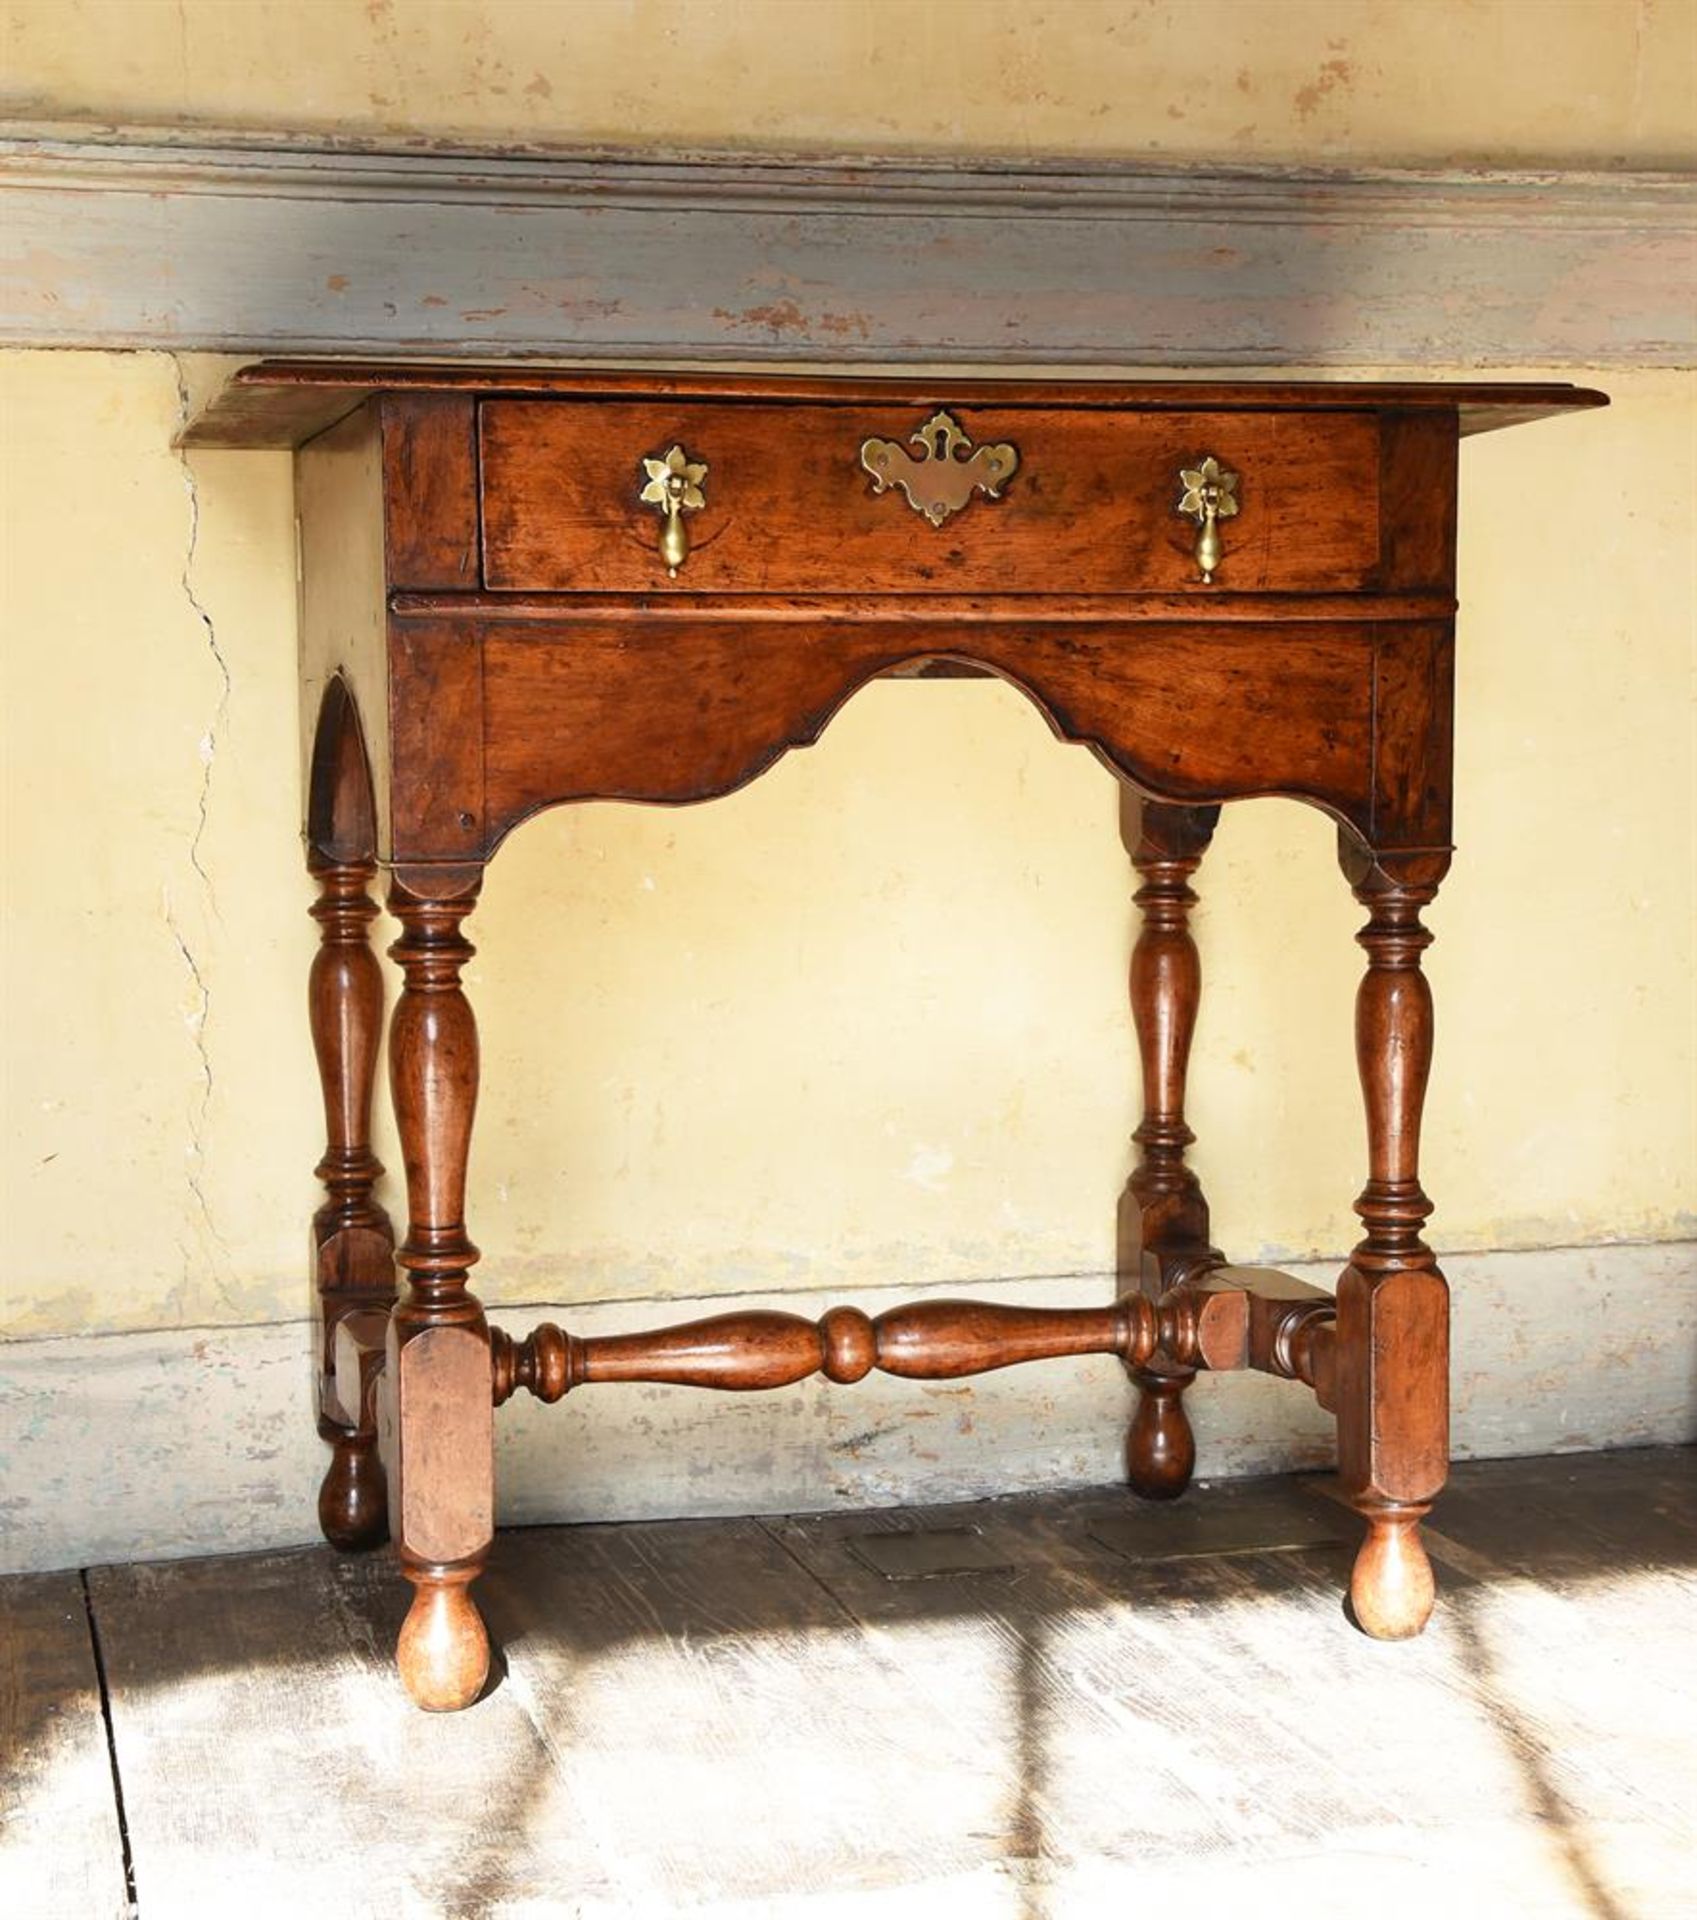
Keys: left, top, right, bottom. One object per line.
{"left": 1, "top": 133, "right": 1692, "bottom": 365}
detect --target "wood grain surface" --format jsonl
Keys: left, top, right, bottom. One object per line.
{"left": 0, "top": 1573, "right": 128, "bottom": 1920}
{"left": 13, "top": 1450, "right": 1692, "bottom": 1917}
{"left": 180, "top": 360, "right": 1609, "bottom": 451}
{"left": 478, "top": 400, "right": 1383, "bottom": 596}
{"left": 468, "top": 617, "right": 1393, "bottom": 838}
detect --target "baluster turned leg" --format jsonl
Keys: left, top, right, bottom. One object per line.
{"left": 1120, "top": 795, "right": 1222, "bottom": 1499}
{"left": 308, "top": 852, "right": 395, "bottom": 1549}
{"left": 386, "top": 875, "right": 494, "bottom": 1711}
{"left": 1336, "top": 840, "right": 1451, "bottom": 1639}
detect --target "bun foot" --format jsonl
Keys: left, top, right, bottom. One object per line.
{"left": 1126, "top": 1370, "right": 1196, "bottom": 1501}
{"left": 317, "top": 1433, "right": 389, "bottom": 1550}
{"left": 398, "top": 1565, "right": 490, "bottom": 1711}
{"left": 1349, "top": 1503, "right": 1436, "bottom": 1640}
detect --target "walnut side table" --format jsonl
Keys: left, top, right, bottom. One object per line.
{"left": 184, "top": 365, "right": 1604, "bottom": 1711}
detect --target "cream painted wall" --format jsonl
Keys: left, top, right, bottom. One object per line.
{"left": 1, "top": 1, "right": 1694, "bottom": 1361}
{"left": 2, "top": 0, "right": 1693, "bottom": 167}
{"left": 3, "top": 352, "right": 1693, "bottom": 1343}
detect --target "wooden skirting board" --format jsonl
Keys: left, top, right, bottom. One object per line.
{"left": 0, "top": 132, "right": 1693, "bottom": 365}
{"left": 1, "top": 1239, "right": 1691, "bottom": 1578}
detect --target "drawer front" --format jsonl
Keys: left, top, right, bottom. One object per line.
{"left": 478, "top": 401, "right": 1383, "bottom": 596}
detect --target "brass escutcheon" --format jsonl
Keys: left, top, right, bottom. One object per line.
{"left": 639, "top": 443, "right": 708, "bottom": 574}
{"left": 1177, "top": 456, "right": 1239, "bottom": 584}
{"left": 859, "top": 410, "right": 1019, "bottom": 527}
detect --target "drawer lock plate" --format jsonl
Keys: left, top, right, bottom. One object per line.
{"left": 859, "top": 411, "right": 1019, "bottom": 528}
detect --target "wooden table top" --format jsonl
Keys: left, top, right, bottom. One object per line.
{"left": 181, "top": 358, "right": 1608, "bottom": 449}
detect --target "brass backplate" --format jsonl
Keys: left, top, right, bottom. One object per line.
{"left": 859, "top": 410, "right": 1019, "bottom": 527}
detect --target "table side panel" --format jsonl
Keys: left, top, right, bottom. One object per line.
{"left": 477, "top": 401, "right": 1384, "bottom": 598}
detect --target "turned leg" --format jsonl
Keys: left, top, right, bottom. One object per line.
{"left": 1335, "top": 839, "right": 1451, "bottom": 1639}
{"left": 308, "top": 850, "right": 396, "bottom": 1550}
{"left": 1118, "top": 794, "right": 1221, "bottom": 1500}
{"left": 385, "top": 874, "right": 494, "bottom": 1711}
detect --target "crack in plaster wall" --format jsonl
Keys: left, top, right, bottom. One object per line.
{"left": 166, "top": 353, "right": 234, "bottom": 1311}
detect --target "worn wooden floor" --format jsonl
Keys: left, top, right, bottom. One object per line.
{"left": 4, "top": 1449, "right": 1694, "bottom": 1920}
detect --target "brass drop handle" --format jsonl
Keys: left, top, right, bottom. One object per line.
{"left": 1177, "top": 456, "right": 1239, "bottom": 584}
{"left": 639, "top": 443, "right": 708, "bottom": 575}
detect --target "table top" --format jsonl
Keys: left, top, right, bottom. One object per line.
{"left": 181, "top": 359, "right": 1608, "bottom": 450}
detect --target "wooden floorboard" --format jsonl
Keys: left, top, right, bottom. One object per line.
{"left": 483, "top": 1517, "right": 1043, "bottom": 1911}
{"left": 771, "top": 1479, "right": 1474, "bottom": 1883}
{"left": 0, "top": 1570, "right": 129, "bottom": 1920}
{"left": 1416, "top": 1451, "right": 1697, "bottom": 1913}
{"left": 1427, "top": 1447, "right": 1697, "bottom": 1576}
{"left": 3, "top": 1447, "right": 1692, "bottom": 1918}
{"left": 87, "top": 1547, "right": 557, "bottom": 1919}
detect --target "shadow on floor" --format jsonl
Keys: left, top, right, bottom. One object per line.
{"left": 6, "top": 1446, "right": 1693, "bottom": 1919}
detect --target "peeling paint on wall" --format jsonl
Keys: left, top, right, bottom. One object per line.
{"left": 1, "top": 0, "right": 1692, "bottom": 166}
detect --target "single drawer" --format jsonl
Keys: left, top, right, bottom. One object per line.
{"left": 478, "top": 400, "right": 1383, "bottom": 596}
